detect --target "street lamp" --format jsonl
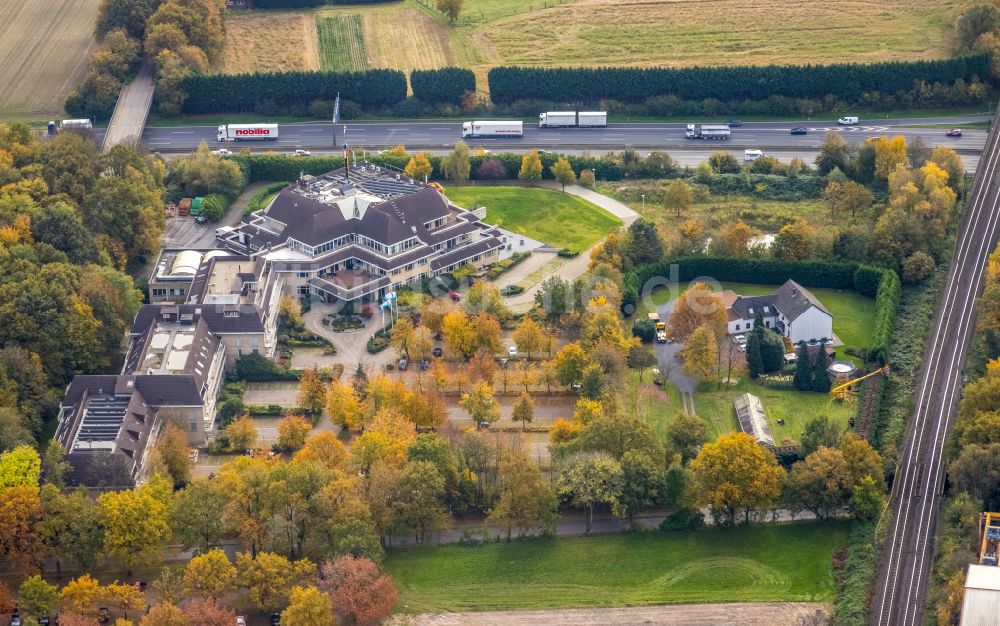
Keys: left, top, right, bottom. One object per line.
{"left": 641, "top": 194, "right": 645, "bottom": 211}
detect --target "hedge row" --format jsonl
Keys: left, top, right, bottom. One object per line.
{"left": 230, "top": 152, "right": 632, "bottom": 184}
{"left": 410, "top": 67, "right": 476, "bottom": 104}
{"left": 869, "top": 269, "right": 901, "bottom": 365}
{"left": 181, "top": 69, "right": 407, "bottom": 113}
{"left": 622, "top": 257, "right": 899, "bottom": 356}
{"left": 487, "top": 54, "right": 990, "bottom": 104}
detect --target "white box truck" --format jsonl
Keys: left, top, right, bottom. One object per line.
{"left": 538, "top": 112, "right": 577, "bottom": 128}
{"left": 462, "top": 121, "right": 523, "bottom": 138}
{"left": 577, "top": 111, "right": 607, "bottom": 127}
{"left": 685, "top": 124, "right": 731, "bottom": 140}
{"left": 217, "top": 124, "right": 279, "bottom": 142}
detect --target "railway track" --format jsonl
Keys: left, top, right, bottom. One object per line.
{"left": 871, "top": 104, "right": 1000, "bottom": 625}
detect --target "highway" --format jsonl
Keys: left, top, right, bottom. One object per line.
{"left": 871, "top": 107, "right": 1000, "bottom": 625}
{"left": 114, "top": 115, "right": 991, "bottom": 154}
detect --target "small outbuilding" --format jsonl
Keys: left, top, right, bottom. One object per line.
{"left": 733, "top": 392, "right": 775, "bottom": 447}
{"left": 960, "top": 564, "right": 1000, "bottom": 625}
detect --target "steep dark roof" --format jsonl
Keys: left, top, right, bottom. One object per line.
{"left": 773, "top": 280, "right": 831, "bottom": 321}
{"left": 133, "top": 375, "right": 203, "bottom": 406}
{"left": 430, "top": 239, "right": 501, "bottom": 271}
{"left": 131, "top": 303, "right": 265, "bottom": 336}
{"left": 730, "top": 295, "right": 776, "bottom": 321}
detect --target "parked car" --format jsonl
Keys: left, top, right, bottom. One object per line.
{"left": 292, "top": 149, "right": 311, "bottom": 157}
{"left": 12, "top": 616, "right": 22, "bottom": 626}
{"left": 397, "top": 359, "right": 408, "bottom": 371}
{"left": 507, "top": 345, "right": 518, "bottom": 357}
{"left": 38, "top": 617, "right": 51, "bottom": 626}
{"left": 790, "top": 127, "right": 808, "bottom": 135}
{"left": 195, "top": 215, "right": 208, "bottom": 224}
{"left": 212, "top": 148, "right": 233, "bottom": 157}
{"left": 733, "top": 334, "right": 748, "bottom": 345}
{"left": 726, "top": 120, "right": 743, "bottom": 128}
{"left": 946, "top": 128, "right": 962, "bottom": 137}
{"left": 432, "top": 347, "right": 443, "bottom": 358}
{"left": 270, "top": 615, "right": 281, "bottom": 626}
{"left": 447, "top": 290, "right": 461, "bottom": 301}
{"left": 236, "top": 617, "right": 247, "bottom": 626}
{"left": 419, "top": 358, "right": 430, "bottom": 370}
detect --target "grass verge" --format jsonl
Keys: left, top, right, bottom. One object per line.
{"left": 445, "top": 186, "right": 622, "bottom": 251}
{"left": 384, "top": 521, "right": 849, "bottom": 612}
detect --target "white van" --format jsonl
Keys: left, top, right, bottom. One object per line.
{"left": 838, "top": 116, "right": 859, "bottom": 125}
{"left": 744, "top": 149, "right": 764, "bottom": 162}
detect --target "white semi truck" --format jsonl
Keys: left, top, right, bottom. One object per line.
{"left": 538, "top": 111, "right": 608, "bottom": 128}
{"left": 685, "top": 123, "right": 731, "bottom": 140}
{"left": 217, "top": 123, "right": 279, "bottom": 142}
{"left": 462, "top": 121, "right": 523, "bottom": 138}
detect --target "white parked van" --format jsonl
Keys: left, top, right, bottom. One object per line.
{"left": 838, "top": 116, "right": 859, "bottom": 125}
{"left": 744, "top": 149, "right": 764, "bottom": 162}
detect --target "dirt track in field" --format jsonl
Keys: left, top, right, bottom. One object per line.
{"left": 388, "top": 602, "right": 830, "bottom": 625}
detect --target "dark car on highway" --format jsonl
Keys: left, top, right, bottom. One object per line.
{"left": 726, "top": 120, "right": 742, "bottom": 128}
{"left": 790, "top": 127, "right": 808, "bottom": 135}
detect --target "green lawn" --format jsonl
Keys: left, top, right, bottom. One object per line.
{"left": 694, "top": 379, "right": 855, "bottom": 445}
{"left": 445, "top": 186, "right": 622, "bottom": 252}
{"left": 384, "top": 521, "right": 849, "bottom": 612}
{"left": 629, "top": 371, "right": 686, "bottom": 439}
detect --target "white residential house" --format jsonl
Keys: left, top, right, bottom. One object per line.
{"left": 724, "top": 280, "right": 834, "bottom": 345}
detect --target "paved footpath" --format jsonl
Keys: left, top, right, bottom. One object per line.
{"left": 506, "top": 183, "right": 639, "bottom": 311}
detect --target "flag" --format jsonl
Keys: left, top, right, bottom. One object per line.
{"left": 333, "top": 93, "right": 341, "bottom": 124}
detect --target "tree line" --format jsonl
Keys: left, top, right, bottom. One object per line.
{"left": 930, "top": 240, "right": 1000, "bottom": 624}
{"left": 70, "top": 0, "right": 228, "bottom": 119}
{"left": 486, "top": 55, "right": 991, "bottom": 104}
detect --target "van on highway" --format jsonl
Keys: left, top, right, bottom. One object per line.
{"left": 838, "top": 116, "right": 859, "bottom": 125}
{"left": 744, "top": 149, "right": 763, "bottom": 162}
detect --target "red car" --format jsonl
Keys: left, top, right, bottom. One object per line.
{"left": 946, "top": 128, "right": 962, "bottom": 137}
{"left": 447, "top": 290, "right": 461, "bottom": 301}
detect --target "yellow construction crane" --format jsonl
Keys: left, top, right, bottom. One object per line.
{"left": 830, "top": 365, "right": 890, "bottom": 401}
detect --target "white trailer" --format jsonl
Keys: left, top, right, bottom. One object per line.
{"left": 685, "top": 123, "right": 731, "bottom": 139}
{"left": 59, "top": 119, "right": 93, "bottom": 131}
{"left": 538, "top": 112, "right": 577, "bottom": 128}
{"left": 577, "top": 111, "right": 607, "bottom": 127}
{"left": 217, "top": 123, "right": 279, "bottom": 142}
{"left": 462, "top": 121, "right": 523, "bottom": 138}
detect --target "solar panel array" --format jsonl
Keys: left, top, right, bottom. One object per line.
{"left": 72, "top": 396, "right": 129, "bottom": 451}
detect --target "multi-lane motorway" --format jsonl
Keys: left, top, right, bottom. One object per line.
{"left": 871, "top": 110, "right": 1000, "bottom": 625}
{"left": 117, "top": 115, "right": 990, "bottom": 154}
